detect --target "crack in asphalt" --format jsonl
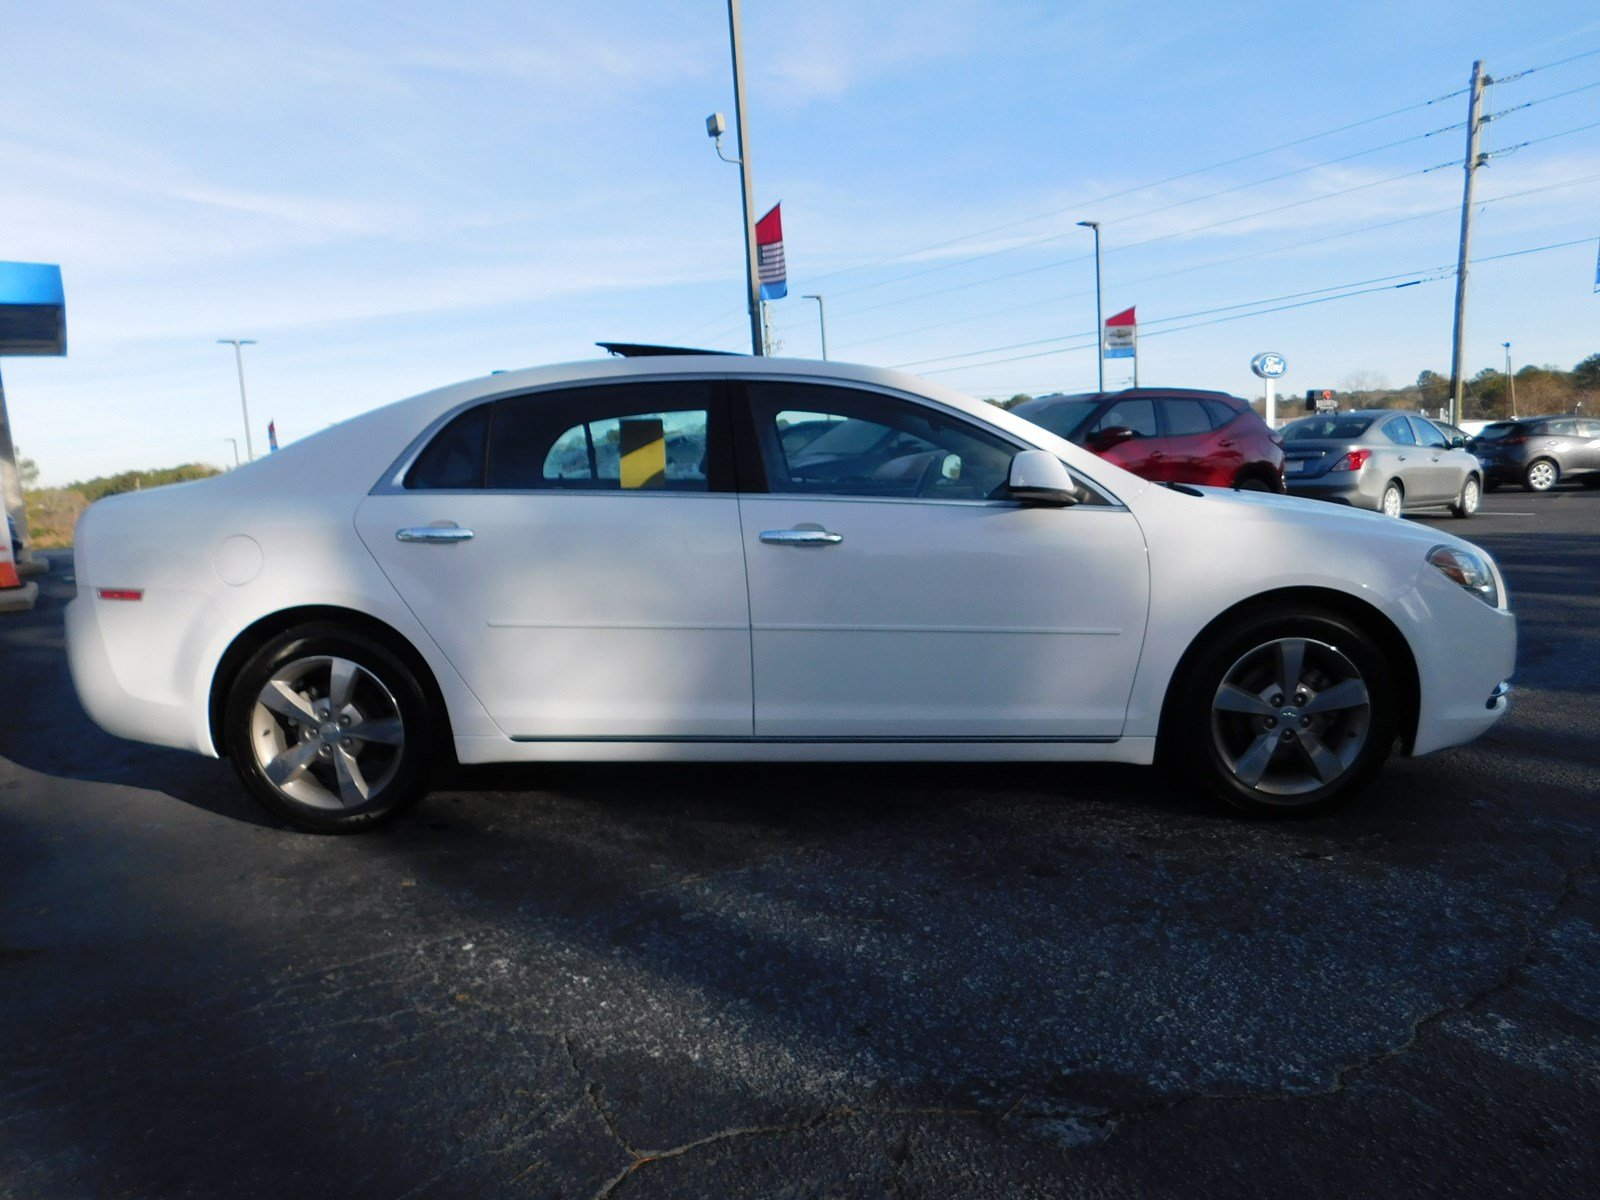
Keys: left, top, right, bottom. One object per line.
{"left": 579, "top": 849, "right": 1599, "bottom": 1194}
{"left": 562, "top": 1036, "right": 641, "bottom": 1165}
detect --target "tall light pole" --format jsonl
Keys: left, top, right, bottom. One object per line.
{"left": 719, "top": 0, "right": 764, "bottom": 356}
{"left": 1503, "top": 341, "right": 1516, "bottom": 418}
{"left": 1078, "top": 220, "right": 1104, "bottom": 392}
{"left": 802, "top": 294, "right": 828, "bottom": 359}
{"left": 223, "top": 437, "right": 240, "bottom": 468}
{"left": 217, "top": 339, "right": 257, "bottom": 461}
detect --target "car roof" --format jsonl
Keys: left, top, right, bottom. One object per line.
{"left": 1024, "top": 387, "right": 1244, "bottom": 406}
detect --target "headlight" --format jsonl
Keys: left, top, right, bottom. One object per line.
{"left": 1427, "top": 545, "right": 1499, "bottom": 607}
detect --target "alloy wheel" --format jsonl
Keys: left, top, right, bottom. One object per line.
{"left": 248, "top": 655, "right": 406, "bottom": 810}
{"left": 1210, "top": 637, "right": 1372, "bottom": 801}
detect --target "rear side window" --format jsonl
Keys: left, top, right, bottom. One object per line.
{"left": 1162, "top": 399, "right": 1212, "bottom": 437}
{"left": 1381, "top": 417, "right": 1416, "bottom": 445}
{"left": 1543, "top": 419, "right": 1578, "bottom": 437}
{"left": 1090, "top": 399, "right": 1159, "bottom": 439}
{"left": 1201, "top": 398, "right": 1240, "bottom": 428}
{"left": 405, "top": 405, "right": 490, "bottom": 489}
{"left": 1412, "top": 419, "right": 1449, "bottom": 449}
{"left": 404, "top": 381, "right": 721, "bottom": 492}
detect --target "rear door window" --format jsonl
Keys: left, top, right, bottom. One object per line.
{"left": 1162, "top": 399, "right": 1212, "bottom": 437}
{"left": 1381, "top": 417, "right": 1417, "bottom": 445}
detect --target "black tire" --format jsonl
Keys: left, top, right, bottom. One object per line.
{"left": 1450, "top": 474, "right": 1481, "bottom": 518}
{"left": 223, "top": 623, "right": 436, "bottom": 832}
{"left": 1160, "top": 606, "right": 1399, "bottom": 818}
{"left": 1523, "top": 458, "right": 1559, "bottom": 492}
{"left": 1236, "top": 474, "right": 1272, "bottom": 493}
{"left": 1379, "top": 480, "right": 1404, "bottom": 518}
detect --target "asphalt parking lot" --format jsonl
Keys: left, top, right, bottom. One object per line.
{"left": 2, "top": 487, "right": 1597, "bottom": 1200}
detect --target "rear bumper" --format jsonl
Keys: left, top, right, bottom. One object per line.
{"left": 1284, "top": 471, "right": 1384, "bottom": 510}
{"left": 66, "top": 591, "right": 216, "bottom": 756}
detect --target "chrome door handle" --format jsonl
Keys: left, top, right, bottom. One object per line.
{"left": 760, "top": 528, "right": 843, "bottom": 547}
{"left": 396, "top": 526, "right": 474, "bottom": 543}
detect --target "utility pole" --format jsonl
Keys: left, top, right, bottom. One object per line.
{"left": 1078, "top": 220, "right": 1104, "bottom": 392}
{"left": 802, "top": 294, "right": 828, "bottom": 359}
{"left": 1448, "top": 60, "right": 1487, "bottom": 427}
{"left": 726, "top": 0, "right": 764, "bottom": 356}
{"left": 217, "top": 338, "right": 258, "bottom": 461}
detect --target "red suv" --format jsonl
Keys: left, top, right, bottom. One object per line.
{"left": 1010, "top": 388, "right": 1285, "bottom": 491}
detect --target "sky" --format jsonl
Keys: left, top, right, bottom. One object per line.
{"left": 2, "top": 0, "right": 1597, "bottom": 486}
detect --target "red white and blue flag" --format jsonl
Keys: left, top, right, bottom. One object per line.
{"left": 756, "top": 203, "right": 786, "bottom": 300}
{"left": 267, "top": 420, "right": 279, "bottom": 452}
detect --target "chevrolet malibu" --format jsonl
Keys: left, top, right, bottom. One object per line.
{"left": 67, "top": 356, "right": 1515, "bottom": 832}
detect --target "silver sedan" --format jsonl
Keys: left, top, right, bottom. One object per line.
{"left": 1280, "top": 410, "right": 1483, "bottom": 518}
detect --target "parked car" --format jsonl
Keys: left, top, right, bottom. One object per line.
{"left": 66, "top": 357, "right": 1514, "bottom": 831}
{"left": 1472, "top": 414, "right": 1600, "bottom": 492}
{"left": 1278, "top": 410, "right": 1483, "bottom": 518}
{"left": 1010, "top": 388, "right": 1285, "bottom": 491}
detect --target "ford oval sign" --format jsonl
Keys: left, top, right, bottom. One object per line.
{"left": 1250, "top": 352, "right": 1288, "bottom": 379}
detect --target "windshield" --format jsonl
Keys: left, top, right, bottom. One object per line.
{"left": 1474, "top": 422, "right": 1524, "bottom": 441}
{"left": 1015, "top": 398, "right": 1102, "bottom": 442}
{"left": 1282, "top": 415, "right": 1374, "bottom": 441}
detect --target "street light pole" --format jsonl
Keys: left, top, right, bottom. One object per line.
{"left": 217, "top": 339, "right": 258, "bottom": 461}
{"left": 1078, "top": 221, "right": 1104, "bottom": 392}
{"left": 1503, "top": 341, "right": 1516, "bottom": 418}
{"left": 223, "top": 437, "right": 240, "bottom": 469}
{"left": 802, "top": 294, "right": 828, "bottom": 359}
{"left": 726, "top": 0, "right": 764, "bottom": 356}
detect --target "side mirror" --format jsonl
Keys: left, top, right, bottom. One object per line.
{"left": 1008, "top": 450, "right": 1079, "bottom": 506}
{"left": 1089, "top": 425, "right": 1135, "bottom": 452}
{"left": 1454, "top": 436, "right": 1470, "bottom": 449}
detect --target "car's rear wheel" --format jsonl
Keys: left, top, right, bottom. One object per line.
{"left": 1380, "top": 480, "right": 1404, "bottom": 518}
{"left": 1524, "top": 459, "right": 1559, "bottom": 492}
{"left": 1163, "top": 607, "right": 1398, "bottom": 818}
{"left": 1235, "top": 473, "right": 1273, "bottom": 492}
{"left": 224, "top": 623, "right": 436, "bottom": 832}
{"left": 1450, "top": 475, "right": 1481, "bottom": 518}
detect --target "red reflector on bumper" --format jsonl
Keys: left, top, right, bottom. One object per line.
{"left": 97, "top": 588, "right": 144, "bottom": 601}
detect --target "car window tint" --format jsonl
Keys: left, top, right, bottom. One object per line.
{"left": 405, "top": 404, "right": 490, "bottom": 489}
{"left": 1282, "top": 415, "right": 1373, "bottom": 440}
{"left": 1090, "top": 399, "right": 1158, "bottom": 438}
{"left": 1544, "top": 419, "right": 1577, "bottom": 436}
{"left": 1012, "top": 398, "right": 1101, "bottom": 442}
{"left": 1475, "top": 422, "right": 1520, "bottom": 441}
{"left": 1163, "top": 400, "right": 1211, "bottom": 437}
{"left": 1200, "top": 398, "right": 1239, "bottom": 428}
{"left": 1412, "top": 418, "right": 1449, "bottom": 449}
{"left": 748, "top": 382, "right": 1016, "bottom": 501}
{"left": 489, "top": 383, "right": 714, "bottom": 491}
{"left": 1381, "top": 417, "right": 1416, "bottom": 445}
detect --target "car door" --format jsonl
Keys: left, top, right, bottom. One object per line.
{"left": 734, "top": 379, "right": 1150, "bottom": 739}
{"left": 1377, "top": 415, "right": 1430, "bottom": 500}
{"left": 1085, "top": 398, "right": 1166, "bottom": 480}
{"left": 354, "top": 379, "right": 754, "bottom": 740}
{"left": 1160, "top": 397, "right": 1240, "bottom": 486}
{"left": 1410, "top": 417, "right": 1462, "bottom": 500}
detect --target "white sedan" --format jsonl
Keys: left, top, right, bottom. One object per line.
{"left": 66, "top": 356, "right": 1515, "bottom": 832}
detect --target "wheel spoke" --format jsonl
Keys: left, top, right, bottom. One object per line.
{"left": 328, "top": 657, "right": 360, "bottom": 710}
{"left": 1214, "top": 684, "right": 1276, "bottom": 716}
{"left": 1276, "top": 639, "right": 1307, "bottom": 699}
{"left": 348, "top": 717, "right": 403, "bottom": 746}
{"left": 264, "top": 739, "right": 321, "bottom": 787}
{"left": 1303, "top": 678, "right": 1369, "bottom": 714}
{"left": 332, "top": 746, "right": 372, "bottom": 806}
{"left": 1233, "top": 732, "right": 1279, "bottom": 787}
{"left": 1298, "top": 730, "right": 1344, "bottom": 784}
{"left": 260, "top": 680, "right": 318, "bottom": 725}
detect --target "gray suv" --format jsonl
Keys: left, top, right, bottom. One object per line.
{"left": 1474, "top": 415, "right": 1600, "bottom": 492}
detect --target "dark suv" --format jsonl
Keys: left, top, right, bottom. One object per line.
{"left": 1473, "top": 414, "right": 1600, "bottom": 492}
{"left": 1010, "top": 388, "right": 1285, "bottom": 491}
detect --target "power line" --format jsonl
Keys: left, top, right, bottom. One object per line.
{"left": 1493, "top": 46, "right": 1600, "bottom": 86}
{"left": 672, "top": 76, "right": 1474, "bottom": 342}
{"left": 832, "top": 169, "right": 1600, "bottom": 354}
{"left": 1484, "top": 76, "right": 1600, "bottom": 121}
{"left": 1488, "top": 117, "right": 1600, "bottom": 159}
{"left": 913, "top": 234, "right": 1589, "bottom": 378}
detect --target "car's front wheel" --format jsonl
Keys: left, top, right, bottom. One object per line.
{"left": 224, "top": 624, "right": 436, "bottom": 832}
{"left": 1163, "top": 607, "right": 1398, "bottom": 817}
